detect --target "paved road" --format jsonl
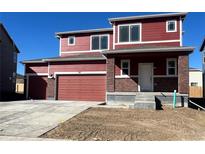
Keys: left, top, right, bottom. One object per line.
{"left": 0, "top": 100, "right": 101, "bottom": 140}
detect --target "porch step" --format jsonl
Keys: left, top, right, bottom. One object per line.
{"left": 132, "top": 93, "right": 156, "bottom": 109}
{"left": 130, "top": 101, "right": 156, "bottom": 110}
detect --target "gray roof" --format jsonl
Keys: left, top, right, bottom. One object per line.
{"left": 22, "top": 53, "right": 106, "bottom": 64}
{"left": 109, "top": 12, "right": 188, "bottom": 23}
{"left": 56, "top": 28, "right": 113, "bottom": 37}
{"left": 189, "top": 67, "right": 202, "bottom": 72}
{"left": 102, "top": 46, "right": 194, "bottom": 55}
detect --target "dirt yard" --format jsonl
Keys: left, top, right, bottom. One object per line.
{"left": 41, "top": 106, "right": 205, "bottom": 141}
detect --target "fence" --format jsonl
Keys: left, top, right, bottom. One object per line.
{"left": 189, "top": 86, "right": 203, "bottom": 98}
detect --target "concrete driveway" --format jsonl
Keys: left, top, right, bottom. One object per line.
{"left": 0, "top": 100, "right": 101, "bottom": 139}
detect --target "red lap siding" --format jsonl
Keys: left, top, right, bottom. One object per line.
{"left": 26, "top": 63, "right": 48, "bottom": 74}
{"left": 57, "top": 75, "right": 106, "bottom": 101}
{"left": 50, "top": 61, "right": 106, "bottom": 75}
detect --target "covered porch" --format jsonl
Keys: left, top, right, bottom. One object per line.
{"left": 102, "top": 46, "right": 194, "bottom": 108}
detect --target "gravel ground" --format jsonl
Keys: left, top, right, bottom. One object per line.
{"left": 41, "top": 106, "right": 205, "bottom": 141}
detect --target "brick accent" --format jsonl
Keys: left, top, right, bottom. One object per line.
{"left": 178, "top": 55, "right": 189, "bottom": 94}
{"left": 154, "top": 77, "right": 178, "bottom": 92}
{"left": 107, "top": 58, "right": 115, "bottom": 92}
{"left": 47, "top": 78, "right": 55, "bottom": 99}
{"left": 115, "top": 78, "right": 138, "bottom": 92}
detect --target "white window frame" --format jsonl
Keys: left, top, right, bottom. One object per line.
{"left": 118, "top": 23, "right": 142, "bottom": 44}
{"left": 166, "top": 20, "right": 177, "bottom": 32}
{"left": 166, "top": 58, "right": 177, "bottom": 76}
{"left": 67, "top": 36, "right": 75, "bottom": 45}
{"left": 120, "top": 60, "right": 130, "bottom": 77}
{"left": 90, "top": 34, "right": 109, "bottom": 51}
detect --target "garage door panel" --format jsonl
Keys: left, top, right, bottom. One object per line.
{"left": 28, "top": 76, "right": 47, "bottom": 99}
{"left": 57, "top": 75, "right": 106, "bottom": 101}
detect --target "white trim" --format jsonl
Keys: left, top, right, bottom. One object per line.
{"left": 154, "top": 75, "right": 178, "bottom": 78}
{"left": 54, "top": 71, "right": 106, "bottom": 78}
{"left": 59, "top": 38, "right": 61, "bottom": 56}
{"left": 166, "top": 20, "right": 177, "bottom": 33}
{"left": 26, "top": 73, "right": 49, "bottom": 76}
{"left": 67, "top": 36, "right": 75, "bottom": 46}
{"left": 90, "top": 34, "right": 110, "bottom": 51}
{"left": 166, "top": 58, "right": 177, "bottom": 76}
{"left": 180, "top": 18, "right": 183, "bottom": 46}
{"left": 120, "top": 59, "right": 130, "bottom": 76}
{"left": 115, "top": 75, "right": 138, "bottom": 78}
{"left": 116, "top": 39, "right": 180, "bottom": 45}
{"left": 113, "top": 24, "right": 115, "bottom": 49}
{"left": 138, "top": 63, "right": 153, "bottom": 92}
{"left": 118, "top": 23, "right": 142, "bottom": 43}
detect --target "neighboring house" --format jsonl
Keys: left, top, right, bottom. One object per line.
{"left": 22, "top": 13, "right": 194, "bottom": 104}
{"left": 0, "top": 23, "right": 19, "bottom": 100}
{"left": 16, "top": 74, "right": 24, "bottom": 94}
{"left": 200, "top": 37, "right": 205, "bottom": 97}
{"left": 189, "top": 68, "right": 203, "bottom": 98}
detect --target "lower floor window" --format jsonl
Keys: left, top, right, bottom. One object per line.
{"left": 121, "top": 60, "right": 130, "bottom": 76}
{"left": 167, "top": 58, "right": 177, "bottom": 76}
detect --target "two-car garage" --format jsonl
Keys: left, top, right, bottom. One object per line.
{"left": 25, "top": 54, "right": 107, "bottom": 102}
{"left": 27, "top": 74, "right": 106, "bottom": 102}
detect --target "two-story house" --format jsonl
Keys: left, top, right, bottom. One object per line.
{"left": 23, "top": 13, "right": 194, "bottom": 105}
{"left": 0, "top": 23, "right": 19, "bottom": 100}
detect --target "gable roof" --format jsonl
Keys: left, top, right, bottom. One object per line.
{"left": 56, "top": 28, "right": 113, "bottom": 38}
{"left": 109, "top": 12, "right": 188, "bottom": 23}
{"left": 0, "top": 23, "right": 20, "bottom": 53}
{"left": 200, "top": 37, "right": 205, "bottom": 52}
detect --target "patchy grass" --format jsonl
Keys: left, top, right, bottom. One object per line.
{"left": 41, "top": 106, "right": 205, "bottom": 141}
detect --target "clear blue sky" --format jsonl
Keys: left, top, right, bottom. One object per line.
{"left": 0, "top": 12, "right": 204, "bottom": 75}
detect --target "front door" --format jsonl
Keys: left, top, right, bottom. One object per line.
{"left": 139, "top": 63, "right": 153, "bottom": 92}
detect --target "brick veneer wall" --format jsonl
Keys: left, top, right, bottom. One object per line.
{"left": 115, "top": 78, "right": 138, "bottom": 92}
{"left": 107, "top": 58, "right": 115, "bottom": 92}
{"left": 154, "top": 77, "right": 178, "bottom": 92}
{"left": 47, "top": 78, "right": 55, "bottom": 99}
{"left": 178, "top": 55, "right": 189, "bottom": 94}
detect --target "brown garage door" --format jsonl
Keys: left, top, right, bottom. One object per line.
{"left": 28, "top": 76, "right": 47, "bottom": 99}
{"left": 57, "top": 75, "right": 106, "bottom": 101}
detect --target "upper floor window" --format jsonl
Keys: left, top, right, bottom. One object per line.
{"left": 119, "top": 24, "right": 141, "bottom": 43}
{"left": 121, "top": 60, "right": 130, "bottom": 76}
{"left": 167, "top": 58, "right": 177, "bottom": 76}
{"left": 166, "top": 20, "right": 177, "bottom": 32}
{"left": 91, "top": 35, "right": 108, "bottom": 50}
{"left": 68, "top": 36, "right": 75, "bottom": 45}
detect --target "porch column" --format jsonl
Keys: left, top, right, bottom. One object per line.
{"left": 178, "top": 55, "right": 189, "bottom": 94}
{"left": 107, "top": 57, "right": 115, "bottom": 92}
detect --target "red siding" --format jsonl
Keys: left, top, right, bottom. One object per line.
{"left": 57, "top": 75, "right": 106, "bottom": 101}
{"left": 114, "top": 17, "right": 181, "bottom": 49}
{"left": 60, "top": 32, "right": 113, "bottom": 56}
{"left": 49, "top": 61, "right": 106, "bottom": 75}
{"left": 115, "top": 42, "right": 180, "bottom": 50}
{"left": 115, "top": 54, "right": 178, "bottom": 76}
{"left": 26, "top": 63, "right": 48, "bottom": 74}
